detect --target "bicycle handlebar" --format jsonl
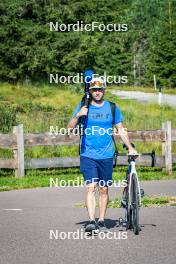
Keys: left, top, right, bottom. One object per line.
{"left": 127, "top": 153, "right": 140, "bottom": 157}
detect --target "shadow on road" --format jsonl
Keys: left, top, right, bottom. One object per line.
{"left": 76, "top": 218, "right": 121, "bottom": 229}
{"left": 75, "top": 219, "right": 157, "bottom": 231}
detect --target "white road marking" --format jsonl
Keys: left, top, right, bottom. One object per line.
{"left": 1, "top": 209, "right": 23, "bottom": 211}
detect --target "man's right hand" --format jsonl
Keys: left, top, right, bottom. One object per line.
{"left": 76, "top": 106, "right": 88, "bottom": 118}
{"left": 128, "top": 146, "right": 138, "bottom": 155}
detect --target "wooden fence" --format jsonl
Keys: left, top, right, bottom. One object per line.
{"left": 0, "top": 121, "right": 175, "bottom": 178}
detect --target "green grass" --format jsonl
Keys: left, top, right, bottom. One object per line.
{"left": 108, "top": 196, "right": 176, "bottom": 208}
{"left": 0, "top": 166, "right": 176, "bottom": 192}
{"left": 0, "top": 82, "right": 83, "bottom": 133}
{"left": 75, "top": 196, "right": 176, "bottom": 208}
{"left": 1, "top": 82, "right": 175, "bottom": 133}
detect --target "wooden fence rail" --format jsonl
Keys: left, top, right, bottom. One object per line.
{"left": 0, "top": 121, "right": 175, "bottom": 177}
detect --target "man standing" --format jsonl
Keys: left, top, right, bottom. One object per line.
{"left": 67, "top": 77, "right": 137, "bottom": 234}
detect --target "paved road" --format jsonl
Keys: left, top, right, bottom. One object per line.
{"left": 111, "top": 90, "right": 176, "bottom": 108}
{"left": 0, "top": 180, "right": 176, "bottom": 264}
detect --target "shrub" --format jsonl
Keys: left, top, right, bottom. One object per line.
{"left": 0, "top": 103, "right": 17, "bottom": 133}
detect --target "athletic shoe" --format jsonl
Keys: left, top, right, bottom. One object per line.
{"left": 85, "top": 220, "right": 99, "bottom": 234}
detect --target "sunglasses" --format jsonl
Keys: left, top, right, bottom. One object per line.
{"left": 91, "top": 88, "right": 104, "bottom": 92}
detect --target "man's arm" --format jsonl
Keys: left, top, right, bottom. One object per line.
{"left": 115, "top": 122, "right": 137, "bottom": 154}
{"left": 67, "top": 106, "right": 88, "bottom": 129}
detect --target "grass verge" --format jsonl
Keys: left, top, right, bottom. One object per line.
{"left": 75, "top": 196, "right": 176, "bottom": 208}
{"left": 0, "top": 166, "right": 176, "bottom": 192}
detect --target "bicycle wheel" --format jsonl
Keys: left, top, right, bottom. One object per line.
{"left": 131, "top": 173, "right": 140, "bottom": 235}
{"left": 126, "top": 201, "right": 133, "bottom": 230}
{"left": 123, "top": 178, "right": 133, "bottom": 230}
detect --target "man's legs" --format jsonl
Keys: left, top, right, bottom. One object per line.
{"left": 80, "top": 157, "right": 98, "bottom": 221}
{"left": 85, "top": 184, "right": 109, "bottom": 221}
{"left": 84, "top": 182, "right": 99, "bottom": 233}
{"left": 85, "top": 182, "right": 97, "bottom": 220}
{"left": 80, "top": 156, "right": 112, "bottom": 232}
{"left": 98, "top": 186, "right": 109, "bottom": 221}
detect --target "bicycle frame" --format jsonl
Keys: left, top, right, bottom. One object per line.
{"left": 128, "top": 159, "right": 142, "bottom": 207}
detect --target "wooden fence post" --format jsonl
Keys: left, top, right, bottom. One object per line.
{"left": 13, "top": 124, "right": 25, "bottom": 177}
{"left": 162, "top": 121, "right": 172, "bottom": 175}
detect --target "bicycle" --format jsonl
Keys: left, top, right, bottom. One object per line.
{"left": 120, "top": 145, "right": 144, "bottom": 235}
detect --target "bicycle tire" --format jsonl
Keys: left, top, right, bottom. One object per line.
{"left": 124, "top": 174, "right": 133, "bottom": 230}
{"left": 127, "top": 205, "right": 133, "bottom": 230}
{"left": 131, "top": 173, "right": 140, "bottom": 235}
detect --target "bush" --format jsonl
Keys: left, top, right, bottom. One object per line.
{"left": 0, "top": 103, "right": 17, "bottom": 133}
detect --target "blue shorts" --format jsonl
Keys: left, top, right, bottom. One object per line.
{"left": 80, "top": 156, "right": 113, "bottom": 187}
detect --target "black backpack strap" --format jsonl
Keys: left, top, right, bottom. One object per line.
{"left": 109, "top": 101, "right": 115, "bottom": 126}
{"left": 109, "top": 101, "right": 119, "bottom": 167}
{"left": 78, "top": 100, "right": 84, "bottom": 155}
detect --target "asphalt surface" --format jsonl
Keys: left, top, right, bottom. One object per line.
{"left": 111, "top": 90, "right": 176, "bottom": 108}
{"left": 0, "top": 180, "right": 176, "bottom": 264}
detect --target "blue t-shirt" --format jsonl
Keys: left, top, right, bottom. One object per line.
{"left": 72, "top": 100, "right": 124, "bottom": 159}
